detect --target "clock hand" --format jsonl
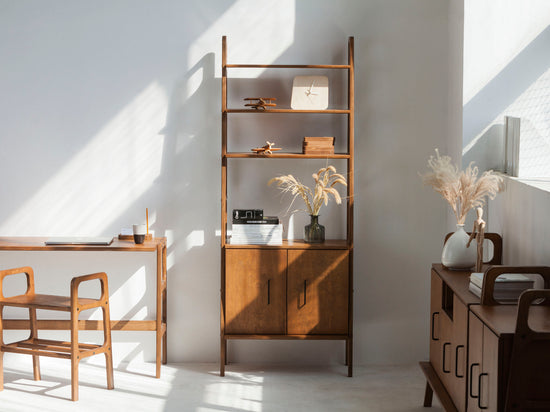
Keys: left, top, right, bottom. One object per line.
{"left": 305, "top": 80, "right": 316, "bottom": 96}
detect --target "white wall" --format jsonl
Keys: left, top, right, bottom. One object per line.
{"left": 0, "top": 0, "right": 459, "bottom": 366}
{"left": 463, "top": 1, "right": 550, "bottom": 265}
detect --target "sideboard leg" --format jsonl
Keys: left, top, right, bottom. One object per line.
{"left": 347, "top": 338, "right": 353, "bottom": 377}
{"left": 423, "top": 381, "right": 434, "bottom": 407}
{"left": 220, "top": 337, "right": 226, "bottom": 376}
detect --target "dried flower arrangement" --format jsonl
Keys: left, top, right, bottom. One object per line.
{"left": 268, "top": 165, "right": 347, "bottom": 216}
{"left": 421, "top": 149, "right": 503, "bottom": 224}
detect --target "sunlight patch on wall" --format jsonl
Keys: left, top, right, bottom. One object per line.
{"left": 463, "top": 0, "right": 549, "bottom": 105}
{"left": 109, "top": 266, "right": 147, "bottom": 320}
{"left": 184, "top": 230, "right": 205, "bottom": 251}
{"left": 189, "top": 0, "right": 295, "bottom": 78}
{"left": 0, "top": 82, "right": 167, "bottom": 236}
{"left": 502, "top": 67, "right": 550, "bottom": 178}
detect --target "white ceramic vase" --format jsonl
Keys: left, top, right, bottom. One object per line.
{"left": 441, "top": 224, "right": 476, "bottom": 270}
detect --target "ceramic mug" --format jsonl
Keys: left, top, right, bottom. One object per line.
{"left": 133, "top": 224, "right": 147, "bottom": 244}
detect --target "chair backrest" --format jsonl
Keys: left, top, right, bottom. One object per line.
{"left": 444, "top": 232, "right": 503, "bottom": 265}
{"left": 0, "top": 266, "right": 35, "bottom": 300}
{"left": 480, "top": 266, "right": 550, "bottom": 306}
{"left": 505, "top": 289, "right": 550, "bottom": 411}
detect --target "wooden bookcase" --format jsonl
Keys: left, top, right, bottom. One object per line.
{"left": 220, "top": 36, "right": 354, "bottom": 377}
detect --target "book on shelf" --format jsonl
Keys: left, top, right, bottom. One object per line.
{"left": 303, "top": 136, "right": 335, "bottom": 144}
{"left": 232, "top": 216, "right": 279, "bottom": 224}
{"left": 230, "top": 223, "right": 283, "bottom": 245}
{"left": 468, "top": 272, "right": 534, "bottom": 301}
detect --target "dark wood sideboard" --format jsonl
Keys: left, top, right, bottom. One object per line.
{"left": 421, "top": 263, "right": 550, "bottom": 412}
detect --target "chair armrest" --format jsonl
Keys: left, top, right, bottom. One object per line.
{"left": 444, "top": 232, "right": 502, "bottom": 265}
{"left": 0, "top": 266, "right": 35, "bottom": 299}
{"left": 70, "top": 272, "right": 109, "bottom": 309}
{"left": 481, "top": 266, "right": 550, "bottom": 305}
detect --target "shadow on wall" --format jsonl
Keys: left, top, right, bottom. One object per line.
{"left": 463, "top": 24, "right": 550, "bottom": 154}
{"left": 157, "top": 52, "right": 221, "bottom": 360}
{"left": 462, "top": 124, "right": 504, "bottom": 171}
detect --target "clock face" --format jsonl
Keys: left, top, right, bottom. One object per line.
{"left": 291, "top": 75, "right": 329, "bottom": 110}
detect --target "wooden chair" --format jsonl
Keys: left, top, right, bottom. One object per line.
{"left": 505, "top": 289, "right": 550, "bottom": 411}
{"left": 0, "top": 266, "right": 114, "bottom": 401}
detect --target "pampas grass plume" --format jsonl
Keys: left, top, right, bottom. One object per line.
{"left": 421, "top": 149, "right": 502, "bottom": 224}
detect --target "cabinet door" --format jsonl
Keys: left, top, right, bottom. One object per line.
{"left": 225, "top": 249, "right": 286, "bottom": 334}
{"left": 468, "top": 313, "right": 499, "bottom": 412}
{"left": 468, "top": 313, "right": 484, "bottom": 411}
{"left": 429, "top": 271, "right": 444, "bottom": 373}
{"left": 449, "top": 296, "right": 468, "bottom": 412}
{"left": 480, "top": 325, "right": 499, "bottom": 412}
{"left": 287, "top": 249, "right": 349, "bottom": 335}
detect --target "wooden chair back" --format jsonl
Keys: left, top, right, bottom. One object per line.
{"left": 444, "top": 232, "right": 502, "bottom": 265}
{"left": 0, "top": 266, "right": 35, "bottom": 299}
{"left": 505, "top": 289, "right": 550, "bottom": 411}
{"left": 480, "top": 266, "right": 550, "bottom": 306}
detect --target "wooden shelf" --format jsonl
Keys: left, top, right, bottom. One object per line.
{"left": 225, "top": 108, "right": 350, "bottom": 114}
{"left": 225, "top": 64, "right": 351, "bottom": 69}
{"left": 220, "top": 35, "right": 355, "bottom": 378}
{"left": 224, "top": 239, "right": 350, "bottom": 249}
{"left": 225, "top": 152, "right": 350, "bottom": 159}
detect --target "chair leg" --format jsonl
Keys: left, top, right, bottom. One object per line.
{"left": 70, "top": 307, "right": 79, "bottom": 401}
{"left": 29, "top": 308, "right": 41, "bottom": 380}
{"left": 102, "top": 306, "right": 114, "bottom": 390}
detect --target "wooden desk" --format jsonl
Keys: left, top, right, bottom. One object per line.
{"left": 0, "top": 236, "right": 167, "bottom": 378}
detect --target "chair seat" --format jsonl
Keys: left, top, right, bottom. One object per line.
{"left": 0, "top": 294, "right": 100, "bottom": 311}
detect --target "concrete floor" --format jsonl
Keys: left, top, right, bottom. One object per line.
{"left": 0, "top": 355, "right": 444, "bottom": 412}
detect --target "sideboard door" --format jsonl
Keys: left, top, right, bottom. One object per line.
{"left": 225, "top": 249, "right": 286, "bottom": 334}
{"left": 287, "top": 249, "right": 349, "bottom": 335}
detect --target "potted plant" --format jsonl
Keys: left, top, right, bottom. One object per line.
{"left": 421, "top": 149, "right": 502, "bottom": 269}
{"left": 269, "top": 165, "right": 347, "bottom": 243}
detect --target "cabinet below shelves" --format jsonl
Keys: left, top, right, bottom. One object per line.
{"left": 224, "top": 248, "right": 349, "bottom": 336}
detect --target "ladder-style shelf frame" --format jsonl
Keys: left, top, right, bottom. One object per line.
{"left": 220, "top": 36, "right": 355, "bottom": 377}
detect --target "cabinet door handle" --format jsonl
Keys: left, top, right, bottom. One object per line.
{"left": 442, "top": 342, "right": 451, "bottom": 373}
{"left": 455, "top": 345, "right": 465, "bottom": 378}
{"left": 478, "top": 372, "right": 489, "bottom": 409}
{"left": 303, "top": 280, "right": 307, "bottom": 306}
{"left": 469, "top": 363, "right": 480, "bottom": 398}
{"left": 431, "top": 312, "right": 439, "bottom": 341}
{"left": 267, "top": 279, "right": 271, "bottom": 305}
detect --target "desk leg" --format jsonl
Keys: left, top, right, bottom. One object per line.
{"left": 162, "top": 244, "right": 167, "bottom": 365}
{"left": 155, "top": 243, "right": 166, "bottom": 378}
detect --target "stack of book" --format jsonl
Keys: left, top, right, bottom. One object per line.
{"left": 469, "top": 272, "right": 534, "bottom": 302}
{"left": 302, "top": 137, "right": 335, "bottom": 155}
{"left": 230, "top": 209, "right": 282, "bottom": 245}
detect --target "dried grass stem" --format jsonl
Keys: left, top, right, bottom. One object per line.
{"left": 421, "top": 149, "right": 502, "bottom": 224}
{"left": 268, "top": 165, "right": 347, "bottom": 216}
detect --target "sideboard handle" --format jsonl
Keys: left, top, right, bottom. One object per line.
{"left": 455, "top": 345, "right": 465, "bottom": 378}
{"left": 469, "top": 363, "right": 480, "bottom": 398}
{"left": 442, "top": 342, "right": 451, "bottom": 373}
{"left": 303, "top": 280, "right": 307, "bottom": 306}
{"left": 431, "top": 312, "right": 440, "bottom": 341}
{"left": 267, "top": 279, "right": 271, "bottom": 305}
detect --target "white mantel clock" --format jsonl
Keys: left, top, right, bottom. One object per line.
{"left": 290, "top": 75, "right": 329, "bottom": 110}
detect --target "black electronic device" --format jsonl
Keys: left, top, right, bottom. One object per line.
{"left": 232, "top": 209, "right": 263, "bottom": 221}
